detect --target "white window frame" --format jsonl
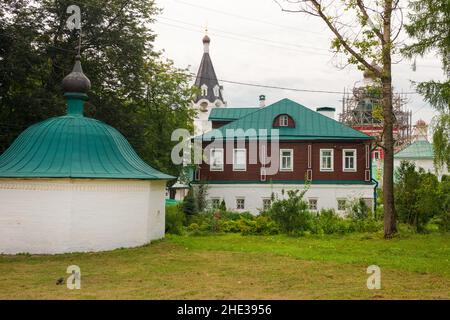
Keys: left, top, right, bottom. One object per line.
{"left": 373, "top": 150, "right": 380, "bottom": 160}
{"left": 308, "top": 198, "right": 318, "bottom": 211}
{"left": 337, "top": 199, "right": 347, "bottom": 211}
{"left": 236, "top": 197, "right": 245, "bottom": 210}
{"left": 201, "top": 84, "right": 208, "bottom": 96}
{"left": 194, "top": 168, "right": 200, "bottom": 181}
{"left": 211, "top": 198, "right": 221, "bottom": 208}
{"left": 213, "top": 85, "right": 220, "bottom": 97}
{"left": 320, "top": 149, "right": 334, "bottom": 172}
{"left": 279, "top": 149, "right": 294, "bottom": 171}
{"left": 279, "top": 115, "right": 289, "bottom": 127}
{"left": 342, "top": 149, "right": 357, "bottom": 172}
{"left": 233, "top": 148, "right": 247, "bottom": 171}
{"left": 262, "top": 198, "right": 272, "bottom": 211}
{"left": 210, "top": 148, "right": 224, "bottom": 171}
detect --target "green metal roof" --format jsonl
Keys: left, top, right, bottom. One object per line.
{"left": 208, "top": 107, "right": 258, "bottom": 121}
{"left": 0, "top": 97, "right": 174, "bottom": 180}
{"left": 202, "top": 99, "right": 372, "bottom": 141}
{"left": 395, "top": 140, "right": 434, "bottom": 159}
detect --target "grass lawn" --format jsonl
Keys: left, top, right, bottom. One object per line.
{"left": 0, "top": 232, "right": 449, "bottom": 299}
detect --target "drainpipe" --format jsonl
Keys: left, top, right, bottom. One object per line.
{"left": 370, "top": 143, "right": 379, "bottom": 213}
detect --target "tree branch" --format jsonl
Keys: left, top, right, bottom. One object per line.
{"left": 307, "top": 0, "right": 382, "bottom": 77}
{"left": 355, "top": 0, "right": 384, "bottom": 41}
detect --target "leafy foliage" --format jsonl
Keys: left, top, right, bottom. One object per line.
{"left": 0, "top": 0, "right": 196, "bottom": 176}
{"left": 403, "top": 0, "right": 450, "bottom": 172}
{"left": 182, "top": 188, "right": 197, "bottom": 216}
{"left": 165, "top": 205, "right": 186, "bottom": 235}
{"left": 395, "top": 161, "right": 445, "bottom": 232}
{"left": 266, "top": 189, "right": 313, "bottom": 235}
{"left": 346, "top": 198, "right": 371, "bottom": 220}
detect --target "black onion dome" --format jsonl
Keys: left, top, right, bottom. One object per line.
{"left": 202, "top": 34, "right": 210, "bottom": 43}
{"left": 62, "top": 55, "right": 91, "bottom": 93}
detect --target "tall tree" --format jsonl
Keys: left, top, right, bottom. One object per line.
{"left": 403, "top": 0, "right": 450, "bottom": 173}
{"left": 274, "top": 0, "right": 402, "bottom": 237}
{"left": 0, "top": 0, "right": 195, "bottom": 176}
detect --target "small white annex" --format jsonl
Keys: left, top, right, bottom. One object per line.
{"left": 394, "top": 121, "right": 449, "bottom": 180}
{"left": 0, "top": 56, "right": 173, "bottom": 254}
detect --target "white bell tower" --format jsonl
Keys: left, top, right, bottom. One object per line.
{"left": 193, "top": 33, "right": 226, "bottom": 135}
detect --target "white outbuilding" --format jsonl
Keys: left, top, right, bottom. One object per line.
{"left": 0, "top": 55, "right": 174, "bottom": 254}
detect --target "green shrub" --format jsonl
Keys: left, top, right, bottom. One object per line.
{"left": 346, "top": 198, "right": 371, "bottom": 220}
{"left": 254, "top": 216, "right": 280, "bottom": 235}
{"left": 182, "top": 189, "right": 197, "bottom": 216}
{"left": 266, "top": 189, "right": 313, "bottom": 235}
{"left": 351, "top": 218, "right": 383, "bottom": 233}
{"left": 220, "top": 219, "right": 241, "bottom": 233}
{"left": 313, "top": 209, "right": 349, "bottom": 234}
{"left": 437, "top": 175, "right": 450, "bottom": 232}
{"left": 395, "top": 161, "right": 443, "bottom": 232}
{"left": 165, "top": 205, "right": 185, "bottom": 235}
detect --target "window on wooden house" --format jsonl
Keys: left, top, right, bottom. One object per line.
{"left": 194, "top": 168, "right": 200, "bottom": 181}
{"left": 343, "top": 149, "right": 357, "bottom": 171}
{"left": 320, "top": 149, "right": 334, "bottom": 171}
{"left": 233, "top": 149, "right": 246, "bottom": 171}
{"left": 210, "top": 148, "right": 224, "bottom": 171}
{"left": 280, "top": 149, "right": 293, "bottom": 171}
{"left": 262, "top": 198, "right": 272, "bottom": 211}
{"left": 337, "top": 199, "right": 347, "bottom": 211}
{"left": 308, "top": 199, "right": 318, "bottom": 211}
{"left": 279, "top": 115, "right": 289, "bottom": 127}
{"left": 236, "top": 198, "right": 245, "bottom": 210}
{"left": 211, "top": 198, "right": 221, "bottom": 208}
{"left": 373, "top": 150, "right": 380, "bottom": 160}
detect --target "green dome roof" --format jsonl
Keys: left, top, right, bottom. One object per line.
{"left": 0, "top": 112, "right": 174, "bottom": 180}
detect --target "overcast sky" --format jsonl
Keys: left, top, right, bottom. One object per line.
{"left": 152, "top": 0, "right": 444, "bottom": 125}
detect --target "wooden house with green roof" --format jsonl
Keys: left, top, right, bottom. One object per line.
{"left": 194, "top": 98, "right": 376, "bottom": 214}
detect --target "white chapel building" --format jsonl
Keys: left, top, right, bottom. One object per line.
{"left": 0, "top": 55, "right": 173, "bottom": 254}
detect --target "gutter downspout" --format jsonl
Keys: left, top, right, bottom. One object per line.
{"left": 370, "top": 143, "right": 379, "bottom": 214}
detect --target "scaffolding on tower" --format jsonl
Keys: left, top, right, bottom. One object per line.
{"left": 339, "top": 71, "right": 413, "bottom": 153}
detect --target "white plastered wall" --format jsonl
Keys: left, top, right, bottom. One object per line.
{"left": 394, "top": 158, "right": 448, "bottom": 180}
{"left": 205, "top": 183, "right": 374, "bottom": 215}
{"left": 0, "top": 178, "right": 166, "bottom": 254}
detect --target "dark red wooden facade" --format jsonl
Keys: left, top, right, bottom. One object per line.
{"left": 198, "top": 140, "right": 372, "bottom": 182}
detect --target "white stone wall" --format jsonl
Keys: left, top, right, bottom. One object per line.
{"left": 193, "top": 98, "right": 224, "bottom": 135}
{"left": 205, "top": 183, "right": 375, "bottom": 215}
{"left": 394, "top": 158, "right": 448, "bottom": 180}
{"left": 0, "top": 178, "right": 166, "bottom": 254}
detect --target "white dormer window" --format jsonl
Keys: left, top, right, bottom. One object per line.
{"left": 201, "top": 84, "right": 208, "bottom": 96}
{"left": 213, "top": 85, "right": 220, "bottom": 97}
{"left": 279, "top": 115, "right": 289, "bottom": 127}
